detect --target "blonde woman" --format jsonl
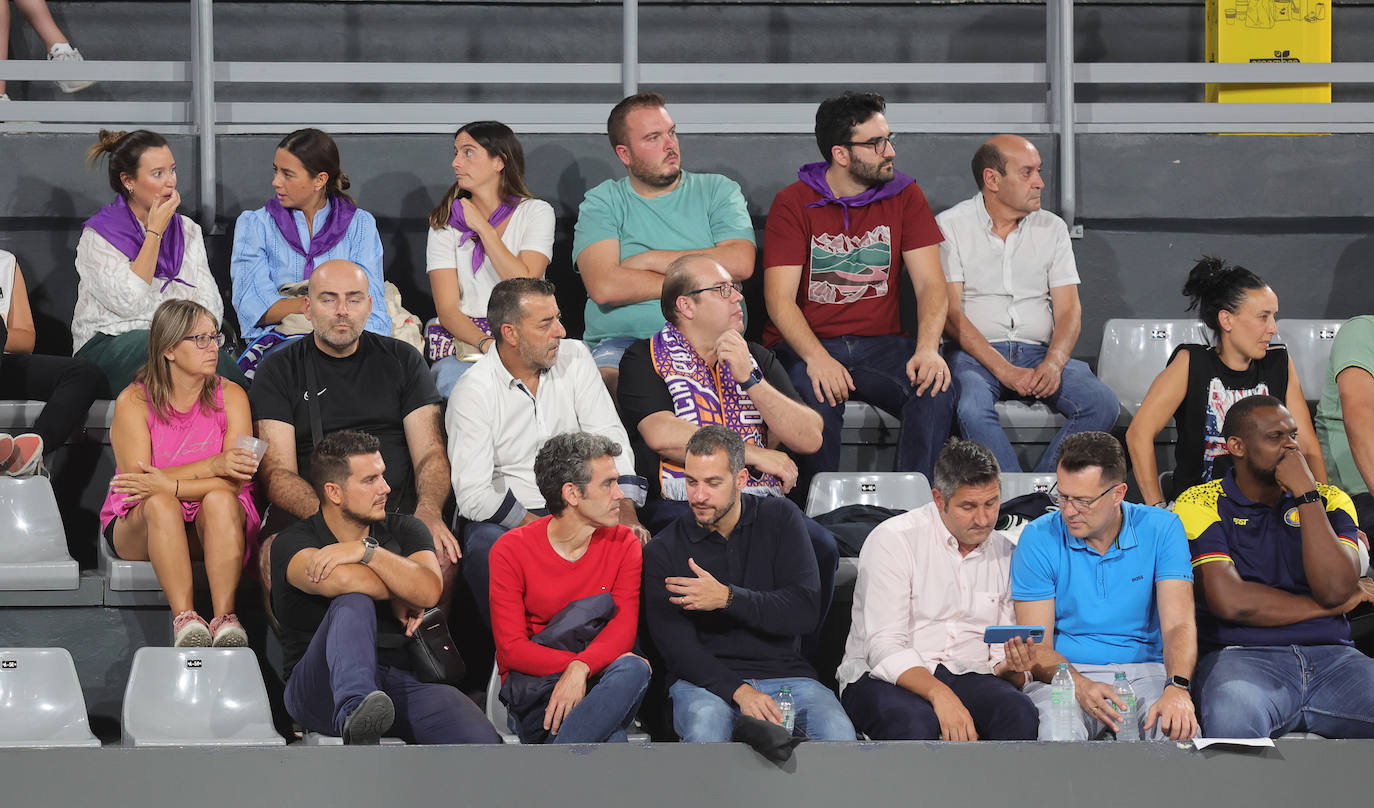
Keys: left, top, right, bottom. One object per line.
{"left": 102, "top": 300, "right": 261, "bottom": 647}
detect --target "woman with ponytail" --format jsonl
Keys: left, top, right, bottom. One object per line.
{"left": 424, "top": 121, "right": 553, "bottom": 395}
{"left": 230, "top": 128, "right": 388, "bottom": 376}
{"left": 75, "top": 129, "right": 242, "bottom": 392}
{"left": 1127, "top": 256, "right": 1324, "bottom": 505}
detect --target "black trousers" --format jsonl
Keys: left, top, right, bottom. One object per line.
{"left": 0, "top": 317, "right": 109, "bottom": 450}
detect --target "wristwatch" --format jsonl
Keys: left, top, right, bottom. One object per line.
{"left": 1165, "top": 675, "right": 1191, "bottom": 693}
{"left": 360, "top": 536, "right": 379, "bottom": 566}
{"left": 1295, "top": 489, "right": 1322, "bottom": 505}
{"left": 739, "top": 366, "right": 764, "bottom": 391}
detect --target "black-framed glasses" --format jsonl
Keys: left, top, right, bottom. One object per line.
{"left": 844, "top": 134, "right": 895, "bottom": 154}
{"left": 685, "top": 281, "right": 743, "bottom": 301}
{"left": 1049, "top": 482, "right": 1118, "bottom": 511}
{"left": 182, "top": 332, "right": 226, "bottom": 350}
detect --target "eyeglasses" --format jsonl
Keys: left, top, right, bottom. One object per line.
{"left": 844, "top": 134, "right": 896, "bottom": 154}
{"left": 1049, "top": 482, "right": 1118, "bottom": 511}
{"left": 685, "top": 281, "right": 743, "bottom": 301}
{"left": 182, "top": 332, "right": 226, "bottom": 350}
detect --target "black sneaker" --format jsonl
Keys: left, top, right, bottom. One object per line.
{"left": 342, "top": 690, "right": 394, "bottom": 745}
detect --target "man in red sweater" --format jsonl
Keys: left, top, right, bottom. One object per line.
{"left": 488, "top": 431, "right": 651, "bottom": 743}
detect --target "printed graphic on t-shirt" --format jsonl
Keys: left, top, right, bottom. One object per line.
{"left": 807, "top": 227, "right": 891, "bottom": 304}
{"left": 1202, "top": 377, "right": 1270, "bottom": 479}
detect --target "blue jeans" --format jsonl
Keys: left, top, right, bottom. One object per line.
{"left": 430, "top": 355, "right": 474, "bottom": 398}
{"left": 590, "top": 337, "right": 639, "bottom": 370}
{"left": 947, "top": 341, "right": 1120, "bottom": 473}
{"left": 840, "top": 668, "right": 1038, "bottom": 740}
{"left": 1195, "top": 644, "right": 1374, "bottom": 738}
{"left": 284, "top": 593, "right": 501, "bottom": 745}
{"left": 669, "top": 677, "right": 855, "bottom": 742}
{"left": 512, "top": 654, "right": 653, "bottom": 744}
{"left": 774, "top": 335, "right": 956, "bottom": 479}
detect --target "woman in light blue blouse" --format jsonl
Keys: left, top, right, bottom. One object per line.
{"left": 230, "top": 128, "right": 389, "bottom": 377}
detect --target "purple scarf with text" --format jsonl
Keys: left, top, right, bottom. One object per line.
{"left": 83, "top": 195, "right": 190, "bottom": 292}
{"left": 797, "top": 161, "right": 915, "bottom": 230}
{"left": 265, "top": 194, "right": 358, "bottom": 278}
{"left": 448, "top": 196, "right": 518, "bottom": 276}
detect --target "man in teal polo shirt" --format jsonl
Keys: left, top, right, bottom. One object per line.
{"left": 1011, "top": 431, "right": 1199, "bottom": 740}
{"left": 1316, "top": 315, "right": 1374, "bottom": 536}
{"left": 573, "top": 91, "right": 757, "bottom": 398}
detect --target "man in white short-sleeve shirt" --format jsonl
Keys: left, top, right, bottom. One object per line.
{"left": 937, "top": 134, "right": 1119, "bottom": 473}
{"left": 446, "top": 277, "right": 649, "bottom": 623}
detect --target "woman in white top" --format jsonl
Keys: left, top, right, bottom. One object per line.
{"left": 424, "top": 121, "right": 554, "bottom": 395}
{"left": 74, "top": 129, "right": 245, "bottom": 392}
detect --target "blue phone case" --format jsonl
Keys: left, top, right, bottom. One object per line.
{"left": 983, "top": 625, "right": 1044, "bottom": 644}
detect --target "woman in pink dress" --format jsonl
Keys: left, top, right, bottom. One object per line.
{"left": 102, "top": 299, "right": 262, "bottom": 647}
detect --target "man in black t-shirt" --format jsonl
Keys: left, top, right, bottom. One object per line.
{"left": 617, "top": 254, "right": 839, "bottom": 652}
{"left": 271, "top": 430, "right": 498, "bottom": 744}
{"left": 252, "top": 260, "right": 461, "bottom": 576}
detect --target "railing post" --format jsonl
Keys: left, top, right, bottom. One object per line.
{"left": 191, "top": 0, "right": 218, "bottom": 234}
{"left": 1051, "top": 0, "right": 1081, "bottom": 237}
{"left": 622, "top": 0, "right": 639, "bottom": 97}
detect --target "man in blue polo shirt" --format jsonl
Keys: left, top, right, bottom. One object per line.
{"left": 1011, "top": 431, "right": 1199, "bottom": 740}
{"left": 1175, "top": 394, "right": 1374, "bottom": 738}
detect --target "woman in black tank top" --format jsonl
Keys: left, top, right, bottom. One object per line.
{"left": 1125, "top": 257, "right": 1325, "bottom": 505}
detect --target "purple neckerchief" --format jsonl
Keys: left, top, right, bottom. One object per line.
{"left": 83, "top": 196, "right": 190, "bottom": 292}
{"left": 797, "top": 161, "right": 916, "bottom": 230}
{"left": 448, "top": 196, "right": 518, "bottom": 276}
{"left": 264, "top": 194, "right": 358, "bottom": 278}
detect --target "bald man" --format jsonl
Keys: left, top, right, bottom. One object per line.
{"left": 936, "top": 135, "right": 1119, "bottom": 474}
{"left": 251, "top": 260, "right": 461, "bottom": 587}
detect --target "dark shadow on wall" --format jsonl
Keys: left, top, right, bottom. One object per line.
{"left": 1327, "top": 234, "right": 1374, "bottom": 321}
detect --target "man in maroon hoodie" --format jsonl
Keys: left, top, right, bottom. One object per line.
{"left": 762, "top": 91, "right": 954, "bottom": 482}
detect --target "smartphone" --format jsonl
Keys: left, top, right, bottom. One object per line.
{"left": 983, "top": 625, "right": 1044, "bottom": 644}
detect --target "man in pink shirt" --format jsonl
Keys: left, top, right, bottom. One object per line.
{"left": 837, "top": 438, "right": 1038, "bottom": 740}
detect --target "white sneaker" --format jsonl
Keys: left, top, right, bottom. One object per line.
{"left": 48, "top": 45, "right": 96, "bottom": 94}
{"left": 0, "top": 93, "right": 10, "bottom": 102}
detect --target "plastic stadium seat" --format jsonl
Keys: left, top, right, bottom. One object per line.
{"left": 485, "top": 666, "right": 648, "bottom": 744}
{"left": 301, "top": 730, "right": 404, "bottom": 746}
{"left": 0, "top": 648, "right": 101, "bottom": 748}
{"left": 999, "top": 472, "right": 1057, "bottom": 500}
{"left": 0, "top": 476, "right": 80, "bottom": 590}
{"left": 121, "top": 647, "right": 284, "bottom": 747}
{"left": 805, "top": 472, "right": 933, "bottom": 517}
{"left": 98, "top": 526, "right": 205, "bottom": 593}
{"left": 1277, "top": 319, "right": 1344, "bottom": 402}
{"left": 840, "top": 402, "right": 900, "bottom": 471}
{"left": 996, "top": 400, "right": 1067, "bottom": 441}
{"left": 1098, "top": 319, "right": 1209, "bottom": 415}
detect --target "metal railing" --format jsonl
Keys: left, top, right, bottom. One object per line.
{"left": 2, "top": 0, "right": 1371, "bottom": 234}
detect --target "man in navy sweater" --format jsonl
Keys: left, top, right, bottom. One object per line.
{"left": 642, "top": 425, "right": 855, "bottom": 742}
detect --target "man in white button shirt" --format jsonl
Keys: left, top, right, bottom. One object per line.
{"left": 937, "top": 135, "right": 1119, "bottom": 473}
{"left": 837, "top": 438, "right": 1039, "bottom": 740}
{"left": 447, "top": 278, "right": 649, "bottom": 622}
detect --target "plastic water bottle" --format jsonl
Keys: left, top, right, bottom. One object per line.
{"left": 776, "top": 686, "right": 796, "bottom": 732}
{"left": 1112, "top": 672, "right": 1140, "bottom": 741}
{"left": 1049, "top": 663, "right": 1077, "bottom": 741}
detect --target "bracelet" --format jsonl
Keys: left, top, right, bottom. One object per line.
{"left": 478, "top": 337, "right": 494, "bottom": 352}
{"left": 724, "top": 585, "right": 734, "bottom": 608}
{"left": 147, "top": 229, "right": 163, "bottom": 239}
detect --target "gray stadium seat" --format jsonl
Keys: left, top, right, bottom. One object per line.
{"left": 999, "top": 472, "right": 1057, "bottom": 500}
{"left": 1098, "top": 319, "right": 1209, "bottom": 415}
{"left": 98, "top": 526, "right": 206, "bottom": 593}
{"left": 121, "top": 647, "right": 284, "bottom": 747}
{"left": 0, "top": 648, "right": 101, "bottom": 748}
{"left": 0, "top": 476, "right": 80, "bottom": 590}
{"left": 840, "top": 402, "right": 899, "bottom": 471}
{"left": 805, "top": 472, "right": 933, "bottom": 517}
{"left": 1277, "top": 319, "right": 1344, "bottom": 402}
{"left": 485, "top": 666, "right": 649, "bottom": 744}
{"left": 301, "top": 730, "right": 404, "bottom": 746}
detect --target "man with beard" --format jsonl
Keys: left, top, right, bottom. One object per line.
{"left": 573, "top": 92, "right": 757, "bottom": 397}
{"left": 447, "top": 278, "right": 649, "bottom": 623}
{"left": 837, "top": 438, "right": 1039, "bottom": 741}
{"left": 937, "top": 135, "right": 1119, "bottom": 474}
{"left": 762, "top": 90, "right": 954, "bottom": 484}
{"left": 642, "top": 425, "right": 854, "bottom": 742}
{"left": 271, "top": 430, "right": 500, "bottom": 744}
{"left": 1012, "top": 431, "right": 1200, "bottom": 740}
{"left": 253, "top": 260, "right": 460, "bottom": 588}
{"left": 1175, "top": 395, "right": 1374, "bottom": 738}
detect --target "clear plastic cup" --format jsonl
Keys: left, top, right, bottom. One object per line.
{"left": 234, "top": 434, "right": 269, "bottom": 466}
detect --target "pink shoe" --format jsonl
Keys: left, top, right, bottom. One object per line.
{"left": 172, "top": 610, "right": 211, "bottom": 647}
{"left": 4, "top": 433, "right": 44, "bottom": 477}
{"left": 209, "top": 613, "right": 248, "bottom": 647}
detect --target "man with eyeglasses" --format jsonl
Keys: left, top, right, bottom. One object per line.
{"left": 936, "top": 135, "right": 1119, "bottom": 474}
{"left": 618, "top": 253, "right": 840, "bottom": 658}
{"left": 252, "top": 260, "right": 460, "bottom": 617}
{"left": 1011, "top": 431, "right": 1200, "bottom": 740}
{"left": 762, "top": 90, "right": 955, "bottom": 485}
{"left": 573, "top": 91, "right": 757, "bottom": 399}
